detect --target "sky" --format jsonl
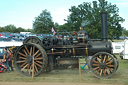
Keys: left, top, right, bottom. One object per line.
{"left": 0, "top": 0, "right": 128, "bottom": 30}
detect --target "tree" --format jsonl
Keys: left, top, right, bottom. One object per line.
{"left": 1, "top": 25, "right": 30, "bottom": 33}
{"left": 4, "top": 24, "right": 17, "bottom": 33}
{"left": 64, "top": 0, "right": 124, "bottom": 38}
{"left": 33, "top": 9, "right": 54, "bottom": 34}
{"left": 53, "top": 22, "right": 60, "bottom": 32}
{"left": 16, "top": 27, "right": 26, "bottom": 33}
{"left": 122, "top": 28, "right": 128, "bottom": 37}
{"left": 0, "top": 27, "right": 5, "bottom": 32}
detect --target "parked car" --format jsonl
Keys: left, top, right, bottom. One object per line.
{"left": 112, "top": 42, "right": 124, "bottom": 54}
{"left": 120, "top": 50, "right": 124, "bottom": 59}
{"left": 119, "top": 36, "right": 127, "bottom": 40}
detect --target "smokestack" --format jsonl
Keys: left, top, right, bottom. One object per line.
{"left": 101, "top": 13, "right": 108, "bottom": 41}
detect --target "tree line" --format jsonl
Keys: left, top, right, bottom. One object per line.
{"left": 1, "top": 0, "right": 128, "bottom": 39}
{"left": 0, "top": 24, "right": 32, "bottom": 33}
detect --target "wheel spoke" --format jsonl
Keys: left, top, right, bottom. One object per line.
{"left": 33, "top": 50, "right": 40, "bottom": 57}
{"left": 103, "top": 69, "right": 106, "bottom": 76}
{"left": 97, "top": 57, "right": 101, "bottom": 63}
{"left": 36, "top": 61, "right": 43, "bottom": 64}
{"left": 106, "top": 60, "right": 113, "bottom": 65}
{"left": 35, "top": 62, "right": 42, "bottom": 68}
{"left": 20, "top": 62, "right": 27, "bottom": 67}
{"left": 25, "top": 46, "right": 30, "bottom": 54}
{"left": 103, "top": 55, "right": 106, "bottom": 63}
{"left": 106, "top": 67, "right": 113, "bottom": 72}
{"left": 92, "top": 64, "right": 99, "bottom": 66}
{"left": 18, "top": 52, "right": 26, "bottom": 57}
{"left": 106, "top": 69, "right": 110, "bottom": 74}
{"left": 96, "top": 68, "right": 101, "bottom": 74}
{"left": 107, "top": 65, "right": 114, "bottom": 67}
{"left": 35, "top": 64, "right": 39, "bottom": 73}
{"left": 92, "top": 59, "right": 99, "bottom": 64}
{"left": 27, "top": 64, "right": 30, "bottom": 73}
{"left": 19, "top": 57, "right": 26, "bottom": 60}
{"left": 17, "top": 60, "right": 26, "bottom": 63}
{"left": 100, "top": 69, "right": 103, "bottom": 76}
{"left": 105, "top": 57, "right": 111, "bottom": 63}
{"left": 23, "top": 50, "right": 27, "bottom": 56}
{"left": 34, "top": 57, "right": 44, "bottom": 60}
{"left": 35, "top": 53, "right": 41, "bottom": 58}
{"left": 100, "top": 55, "right": 103, "bottom": 62}
{"left": 30, "top": 46, "right": 32, "bottom": 56}
{"left": 21, "top": 64, "right": 28, "bottom": 71}
{"left": 93, "top": 67, "right": 99, "bottom": 71}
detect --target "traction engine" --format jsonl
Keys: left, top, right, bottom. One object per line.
{"left": 14, "top": 13, "right": 119, "bottom": 79}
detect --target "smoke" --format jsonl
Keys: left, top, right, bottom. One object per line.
{"left": 81, "top": 20, "right": 90, "bottom": 28}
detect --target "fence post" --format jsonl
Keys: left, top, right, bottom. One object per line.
{"left": 79, "top": 58, "right": 82, "bottom": 80}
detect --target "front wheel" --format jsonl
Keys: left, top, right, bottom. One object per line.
{"left": 89, "top": 52, "right": 118, "bottom": 79}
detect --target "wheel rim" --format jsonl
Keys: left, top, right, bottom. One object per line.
{"left": 14, "top": 43, "right": 47, "bottom": 77}
{"left": 112, "top": 54, "right": 119, "bottom": 71}
{"left": 23, "top": 36, "right": 41, "bottom": 45}
{"left": 89, "top": 52, "right": 117, "bottom": 79}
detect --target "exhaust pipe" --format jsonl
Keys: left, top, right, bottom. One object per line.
{"left": 101, "top": 13, "right": 108, "bottom": 41}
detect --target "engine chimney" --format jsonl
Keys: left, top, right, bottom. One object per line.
{"left": 101, "top": 13, "right": 108, "bottom": 41}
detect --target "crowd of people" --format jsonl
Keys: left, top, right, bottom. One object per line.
{"left": 0, "top": 47, "right": 14, "bottom": 72}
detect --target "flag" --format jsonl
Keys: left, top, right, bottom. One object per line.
{"left": 52, "top": 28, "right": 56, "bottom": 35}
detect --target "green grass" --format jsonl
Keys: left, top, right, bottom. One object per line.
{"left": 0, "top": 55, "right": 128, "bottom": 85}
{"left": 113, "top": 39, "right": 124, "bottom": 42}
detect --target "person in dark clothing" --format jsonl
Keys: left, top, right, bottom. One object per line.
{"left": 8, "top": 50, "right": 14, "bottom": 71}
{"left": 2, "top": 47, "right": 10, "bottom": 72}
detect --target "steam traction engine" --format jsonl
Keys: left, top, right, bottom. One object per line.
{"left": 14, "top": 13, "right": 119, "bottom": 79}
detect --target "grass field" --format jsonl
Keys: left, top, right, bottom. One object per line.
{"left": 108, "top": 39, "right": 124, "bottom": 42}
{"left": 113, "top": 39, "right": 124, "bottom": 42}
{"left": 0, "top": 55, "right": 128, "bottom": 85}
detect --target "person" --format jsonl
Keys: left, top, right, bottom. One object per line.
{"left": 2, "top": 47, "right": 10, "bottom": 72}
{"left": 8, "top": 50, "right": 14, "bottom": 71}
{"left": 0, "top": 61, "right": 7, "bottom": 73}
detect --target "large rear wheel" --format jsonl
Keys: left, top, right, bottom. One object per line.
{"left": 14, "top": 43, "right": 47, "bottom": 77}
